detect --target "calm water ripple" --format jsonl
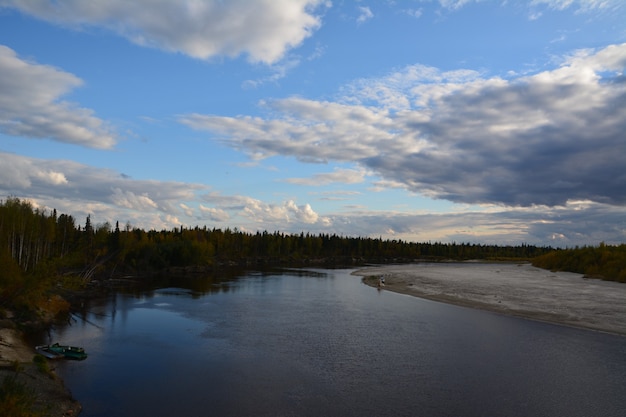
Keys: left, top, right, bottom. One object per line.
{"left": 48, "top": 267, "right": 626, "bottom": 417}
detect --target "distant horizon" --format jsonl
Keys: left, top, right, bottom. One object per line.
{"left": 5, "top": 195, "right": 615, "bottom": 250}
{"left": 1, "top": 1, "right": 624, "bottom": 248}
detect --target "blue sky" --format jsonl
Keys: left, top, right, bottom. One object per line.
{"left": 0, "top": 0, "right": 624, "bottom": 248}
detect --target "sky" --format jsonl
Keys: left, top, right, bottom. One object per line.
{"left": 0, "top": 0, "right": 625, "bottom": 248}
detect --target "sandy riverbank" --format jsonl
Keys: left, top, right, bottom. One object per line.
{"left": 0, "top": 324, "right": 82, "bottom": 416}
{"left": 354, "top": 262, "right": 626, "bottom": 336}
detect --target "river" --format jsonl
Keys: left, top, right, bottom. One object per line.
{"left": 45, "top": 267, "right": 626, "bottom": 417}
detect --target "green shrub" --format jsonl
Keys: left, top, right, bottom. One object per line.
{"left": 32, "top": 355, "right": 54, "bottom": 378}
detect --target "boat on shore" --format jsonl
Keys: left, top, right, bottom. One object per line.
{"left": 36, "top": 343, "right": 88, "bottom": 360}
{"left": 35, "top": 345, "right": 65, "bottom": 359}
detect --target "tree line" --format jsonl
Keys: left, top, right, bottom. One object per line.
{"left": 1, "top": 197, "right": 624, "bottom": 310}
{"left": 531, "top": 243, "right": 626, "bottom": 283}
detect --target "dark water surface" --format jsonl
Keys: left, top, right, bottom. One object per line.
{"left": 48, "top": 268, "right": 626, "bottom": 417}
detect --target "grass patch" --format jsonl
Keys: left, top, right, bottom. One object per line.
{"left": 0, "top": 374, "right": 43, "bottom": 417}
{"left": 32, "top": 355, "right": 54, "bottom": 379}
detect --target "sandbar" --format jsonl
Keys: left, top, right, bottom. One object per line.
{"left": 354, "top": 262, "right": 626, "bottom": 336}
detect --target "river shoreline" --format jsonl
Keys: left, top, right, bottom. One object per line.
{"left": 2, "top": 261, "right": 624, "bottom": 416}
{"left": 1, "top": 321, "right": 82, "bottom": 416}
{"left": 354, "top": 262, "right": 626, "bottom": 336}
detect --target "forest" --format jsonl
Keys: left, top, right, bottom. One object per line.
{"left": 1, "top": 197, "right": 624, "bottom": 314}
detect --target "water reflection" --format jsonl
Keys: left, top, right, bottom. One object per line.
{"left": 47, "top": 267, "right": 626, "bottom": 417}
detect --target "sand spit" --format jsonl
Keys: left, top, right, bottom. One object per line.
{"left": 354, "top": 262, "right": 626, "bottom": 336}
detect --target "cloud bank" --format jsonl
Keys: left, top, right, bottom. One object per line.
{"left": 0, "top": 0, "right": 328, "bottom": 64}
{"left": 1, "top": 151, "right": 622, "bottom": 247}
{"left": 0, "top": 152, "right": 205, "bottom": 227}
{"left": 182, "top": 43, "right": 626, "bottom": 208}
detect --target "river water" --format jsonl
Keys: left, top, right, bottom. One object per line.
{"left": 47, "top": 267, "right": 626, "bottom": 417}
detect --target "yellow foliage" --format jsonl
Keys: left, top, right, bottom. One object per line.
{"left": 35, "top": 295, "right": 70, "bottom": 319}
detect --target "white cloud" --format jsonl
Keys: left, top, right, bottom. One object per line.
{"left": 369, "top": 179, "right": 407, "bottom": 193}
{"left": 199, "top": 205, "right": 230, "bottom": 222}
{"left": 162, "top": 214, "right": 182, "bottom": 228}
{"left": 35, "top": 170, "right": 68, "bottom": 186}
{"left": 182, "top": 43, "right": 626, "bottom": 208}
{"left": 242, "top": 57, "right": 302, "bottom": 89}
{"left": 340, "top": 64, "right": 483, "bottom": 110}
{"left": 430, "top": 0, "right": 622, "bottom": 19}
{"left": 285, "top": 168, "right": 367, "bottom": 186}
{"left": 403, "top": 8, "right": 423, "bottom": 19}
{"left": 298, "top": 201, "right": 626, "bottom": 247}
{"left": 530, "top": 0, "right": 620, "bottom": 12}
{"left": 2, "top": 151, "right": 622, "bottom": 246}
{"left": 111, "top": 188, "right": 159, "bottom": 211}
{"left": 202, "top": 192, "right": 327, "bottom": 227}
{"left": 0, "top": 0, "right": 329, "bottom": 64}
{"left": 286, "top": 200, "right": 320, "bottom": 223}
{"left": 0, "top": 45, "right": 117, "bottom": 148}
{"left": 438, "top": 0, "right": 479, "bottom": 11}
{"left": 180, "top": 203, "right": 194, "bottom": 217}
{"left": 527, "top": 0, "right": 624, "bottom": 19}
{"left": 0, "top": 151, "right": 206, "bottom": 224}
{"left": 181, "top": 98, "right": 398, "bottom": 163}
{"left": 434, "top": 0, "right": 620, "bottom": 13}
{"left": 356, "top": 6, "right": 373, "bottom": 24}
{"left": 316, "top": 190, "right": 362, "bottom": 201}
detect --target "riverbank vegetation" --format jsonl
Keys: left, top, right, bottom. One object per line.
{"left": 0, "top": 371, "right": 39, "bottom": 417}
{"left": 0, "top": 359, "right": 80, "bottom": 417}
{"left": 1, "top": 197, "right": 624, "bottom": 314}
{"left": 531, "top": 243, "right": 626, "bottom": 283}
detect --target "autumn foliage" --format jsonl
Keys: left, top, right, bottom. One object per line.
{"left": 0, "top": 197, "right": 623, "bottom": 312}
